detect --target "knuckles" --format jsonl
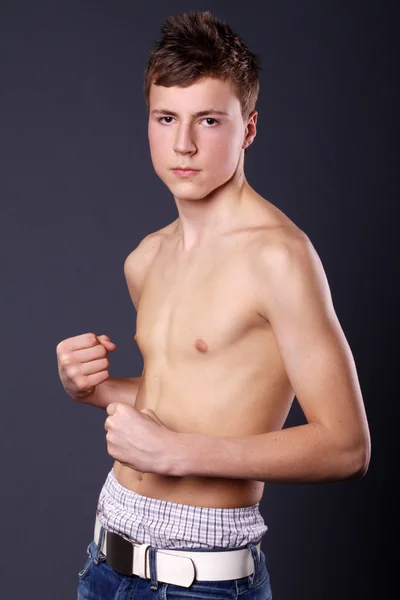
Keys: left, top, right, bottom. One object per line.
{"left": 59, "top": 353, "right": 73, "bottom": 367}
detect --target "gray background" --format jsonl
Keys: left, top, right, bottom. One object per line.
{"left": 0, "top": 1, "right": 395, "bottom": 598}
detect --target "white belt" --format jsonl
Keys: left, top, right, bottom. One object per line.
{"left": 94, "top": 515, "right": 260, "bottom": 587}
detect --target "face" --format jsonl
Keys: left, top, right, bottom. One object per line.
{"left": 148, "top": 77, "right": 254, "bottom": 201}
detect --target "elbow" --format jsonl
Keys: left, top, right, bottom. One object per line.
{"left": 346, "top": 439, "right": 371, "bottom": 480}
{"left": 321, "top": 421, "right": 371, "bottom": 481}
{"left": 355, "top": 442, "right": 371, "bottom": 479}
{"left": 327, "top": 427, "right": 371, "bottom": 481}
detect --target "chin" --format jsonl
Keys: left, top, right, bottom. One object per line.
{"left": 164, "top": 180, "right": 203, "bottom": 198}
{"left": 172, "top": 190, "right": 209, "bottom": 202}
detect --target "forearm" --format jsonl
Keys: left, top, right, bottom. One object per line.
{"left": 175, "top": 422, "right": 366, "bottom": 483}
{"left": 79, "top": 376, "right": 142, "bottom": 410}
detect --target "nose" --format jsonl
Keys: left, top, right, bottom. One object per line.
{"left": 173, "top": 123, "right": 196, "bottom": 155}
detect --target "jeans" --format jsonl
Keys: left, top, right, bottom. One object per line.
{"left": 77, "top": 526, "right": 273, "bottom": 599}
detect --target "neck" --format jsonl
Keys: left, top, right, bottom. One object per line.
{"left": 172, "top": 156, "right": 250, "bottom": 251}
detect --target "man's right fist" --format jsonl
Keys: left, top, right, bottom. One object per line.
{"left": 56, "top": 332, "right": 116, "bottom": 400}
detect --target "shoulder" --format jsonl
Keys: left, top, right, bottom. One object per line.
{"left": 124, "top": 220, "right": 178, "bottom": 273}
{"left": 124, "top": 220, "right": 178, "bottom": 308}
{"left": 249, "top": 224, "right": 332, "bottom": 321}
{"left": 256, "top": 226, "right": 319, "bottom": 274}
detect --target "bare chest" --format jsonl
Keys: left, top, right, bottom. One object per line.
{"left": 135, "top": 245, "right": 261, "bottom": 363}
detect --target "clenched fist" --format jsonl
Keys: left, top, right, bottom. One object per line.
{"left": 56, "top": 332, "right": 116, "bottom": 401}
{"left": 104, "top": 403, "right": 182, "bottom": 475}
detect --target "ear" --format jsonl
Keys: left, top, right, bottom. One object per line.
{"left": 243, "top": 110, "right": 258, "bottom": 150}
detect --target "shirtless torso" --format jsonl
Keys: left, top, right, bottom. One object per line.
{"left": 114, "top": 190, "right": 302, "bottom": 508}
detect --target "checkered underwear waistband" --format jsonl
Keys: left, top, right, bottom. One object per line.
{"left": 96, "top": 467, "right": 268, "bottom": 549}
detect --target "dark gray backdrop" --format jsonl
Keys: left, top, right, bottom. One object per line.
{"left": 0, "top": 1, "right": 395, "bottom": 598}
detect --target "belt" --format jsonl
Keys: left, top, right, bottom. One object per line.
{"left": 94, "top": 515, "right": 260, "bottom": 587}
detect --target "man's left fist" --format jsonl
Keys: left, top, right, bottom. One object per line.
{"left": 104, "top": 403, "right": 177, "bottom": 475}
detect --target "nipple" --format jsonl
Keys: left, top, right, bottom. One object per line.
{"left": 195, "top": 338, "right": 208, "bottom": 353}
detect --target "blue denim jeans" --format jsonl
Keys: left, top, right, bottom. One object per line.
{"left": 77, "top": 525, "right": 272, "bottom": 599}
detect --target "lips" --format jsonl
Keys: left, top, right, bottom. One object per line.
{"left": 172, "top": 168, "right": 200, "bottom": 178}
{"left": 172, "top": 167, "right": 200, "bottom": 171}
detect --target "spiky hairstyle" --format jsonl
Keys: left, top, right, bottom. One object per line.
{"left": 144, "top": 10, "right": 262, "bottom": 121}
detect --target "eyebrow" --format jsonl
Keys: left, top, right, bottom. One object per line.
{"left": 151, "top": 108, "right": 230, "bottom": 118}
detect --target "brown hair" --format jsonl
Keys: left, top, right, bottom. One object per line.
{"left": 144, "top": 10, "right": 262, "bottom": 122}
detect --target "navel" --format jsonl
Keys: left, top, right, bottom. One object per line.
{"left": 195, "top": 338, "right": 208, "bottom": 353}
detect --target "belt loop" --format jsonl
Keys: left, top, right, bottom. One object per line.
{"left": 94, "top": 526, "right": 106, "bottom": 564}
{"left": 246, "top": 542, "right": 260, "bottom": 586}
{"left": 149, "top": 546, "right": 159, "bottom": 591}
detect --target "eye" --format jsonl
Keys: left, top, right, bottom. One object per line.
{"left": 158, "top": 116, "right": 175, "bottom": 124}
{"left": 202, "top": 118, "right": 219, "bottom": 127}
{"left": 157, "top": 116, "right": 220, "bottom": 127}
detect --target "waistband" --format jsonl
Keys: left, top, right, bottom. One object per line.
{"left": 96, "top": 468, "right": 268, "bottom": 549}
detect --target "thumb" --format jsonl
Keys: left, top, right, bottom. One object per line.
{"left": 97, "top": 335, "right": 116, "bottom": 351}
{"left": 140, "top": 408, "right": 164, "bottom": 426}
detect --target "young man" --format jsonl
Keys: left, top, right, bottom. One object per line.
{"left": 57, "top": 10, "right": 371, "bottom": 600}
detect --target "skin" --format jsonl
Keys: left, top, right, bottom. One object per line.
{"left": 98, "top": 76, "right": 369, "bottom": 508}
